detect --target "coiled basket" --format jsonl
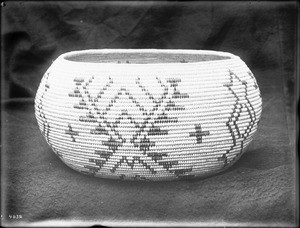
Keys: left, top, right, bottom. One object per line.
{"left": 35, "top": 49, "right": 262, "bottom": 181}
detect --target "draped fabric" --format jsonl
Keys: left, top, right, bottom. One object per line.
{"left": 1, "top": 1, "right": 297, "bottom": 226}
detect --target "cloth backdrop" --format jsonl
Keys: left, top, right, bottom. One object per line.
{"left": 1, "top": 1, "right": 298, "bottom": 227}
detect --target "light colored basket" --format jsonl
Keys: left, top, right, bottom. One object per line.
{"left": 35, "top": 49, "right": 262, "bottom": 181}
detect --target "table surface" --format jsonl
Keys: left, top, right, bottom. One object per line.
{"left": 1, "top": 67, "right": 297, "bottom": 227}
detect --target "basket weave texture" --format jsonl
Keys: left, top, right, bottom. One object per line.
{"left": 35, "top": 49, "right": 262, "bottom": 181}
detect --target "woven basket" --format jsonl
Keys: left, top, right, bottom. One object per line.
{"left": 35, "top": 49, "right": 262, "bottom": 181}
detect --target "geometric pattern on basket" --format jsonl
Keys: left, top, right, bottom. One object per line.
{"left": 36, "top": 72, "right": 64, "bottom": 158}
{"left": 37, "top": 73, "right": 51, "bottom": 144}
{"left": 67, "top": 76, "right": 194, "bottom": 179}
{"left": 220, "top": 70, "right": 258, "bottom": 166}
{"left": 35, "top": 66, "right": 261, "bottom": 181}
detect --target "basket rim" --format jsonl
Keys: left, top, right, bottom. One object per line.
{"left": 58, "top": 49, "right": 240, "bottom": 66}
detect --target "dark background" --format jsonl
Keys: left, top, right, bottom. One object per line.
{"left": 1, "top": 1, "right": 298, "bottom": 226}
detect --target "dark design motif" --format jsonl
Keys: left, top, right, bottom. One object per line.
{"left": 65, "top": 124, "right": 79, "bottom": 142}
{"left": 247, "top": 71, "right": 258, "bottom": 89}
{"left": 221, "top": 70, "right": 257, "bottom": 166}
{"left": 189, "top": 124, "right": 210, "bottom": 144}
{"left": 68, "top": 76, "right": 190, "bottom": 179}
{"left": 111, "top": 156, "right": 157, "bottom": 174}
{"left": 37, "top": 72, "right": 65, "bottom": 159}
{"left": 37, "top": 72, "right": 53, "bottom": 147}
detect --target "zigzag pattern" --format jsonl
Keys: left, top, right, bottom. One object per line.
{"left": 68, "top": 76, "right": 192, "bottom": 179}
{"left": 221, "top": 70, "right": 257, "bottom": 166}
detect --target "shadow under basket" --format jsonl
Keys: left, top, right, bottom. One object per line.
{"left": 35, "top": 49, "right": 262, "bottom": 181}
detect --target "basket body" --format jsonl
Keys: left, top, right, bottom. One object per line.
{"left": 35, "top": 49, "right": 262, "bottom": 181}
